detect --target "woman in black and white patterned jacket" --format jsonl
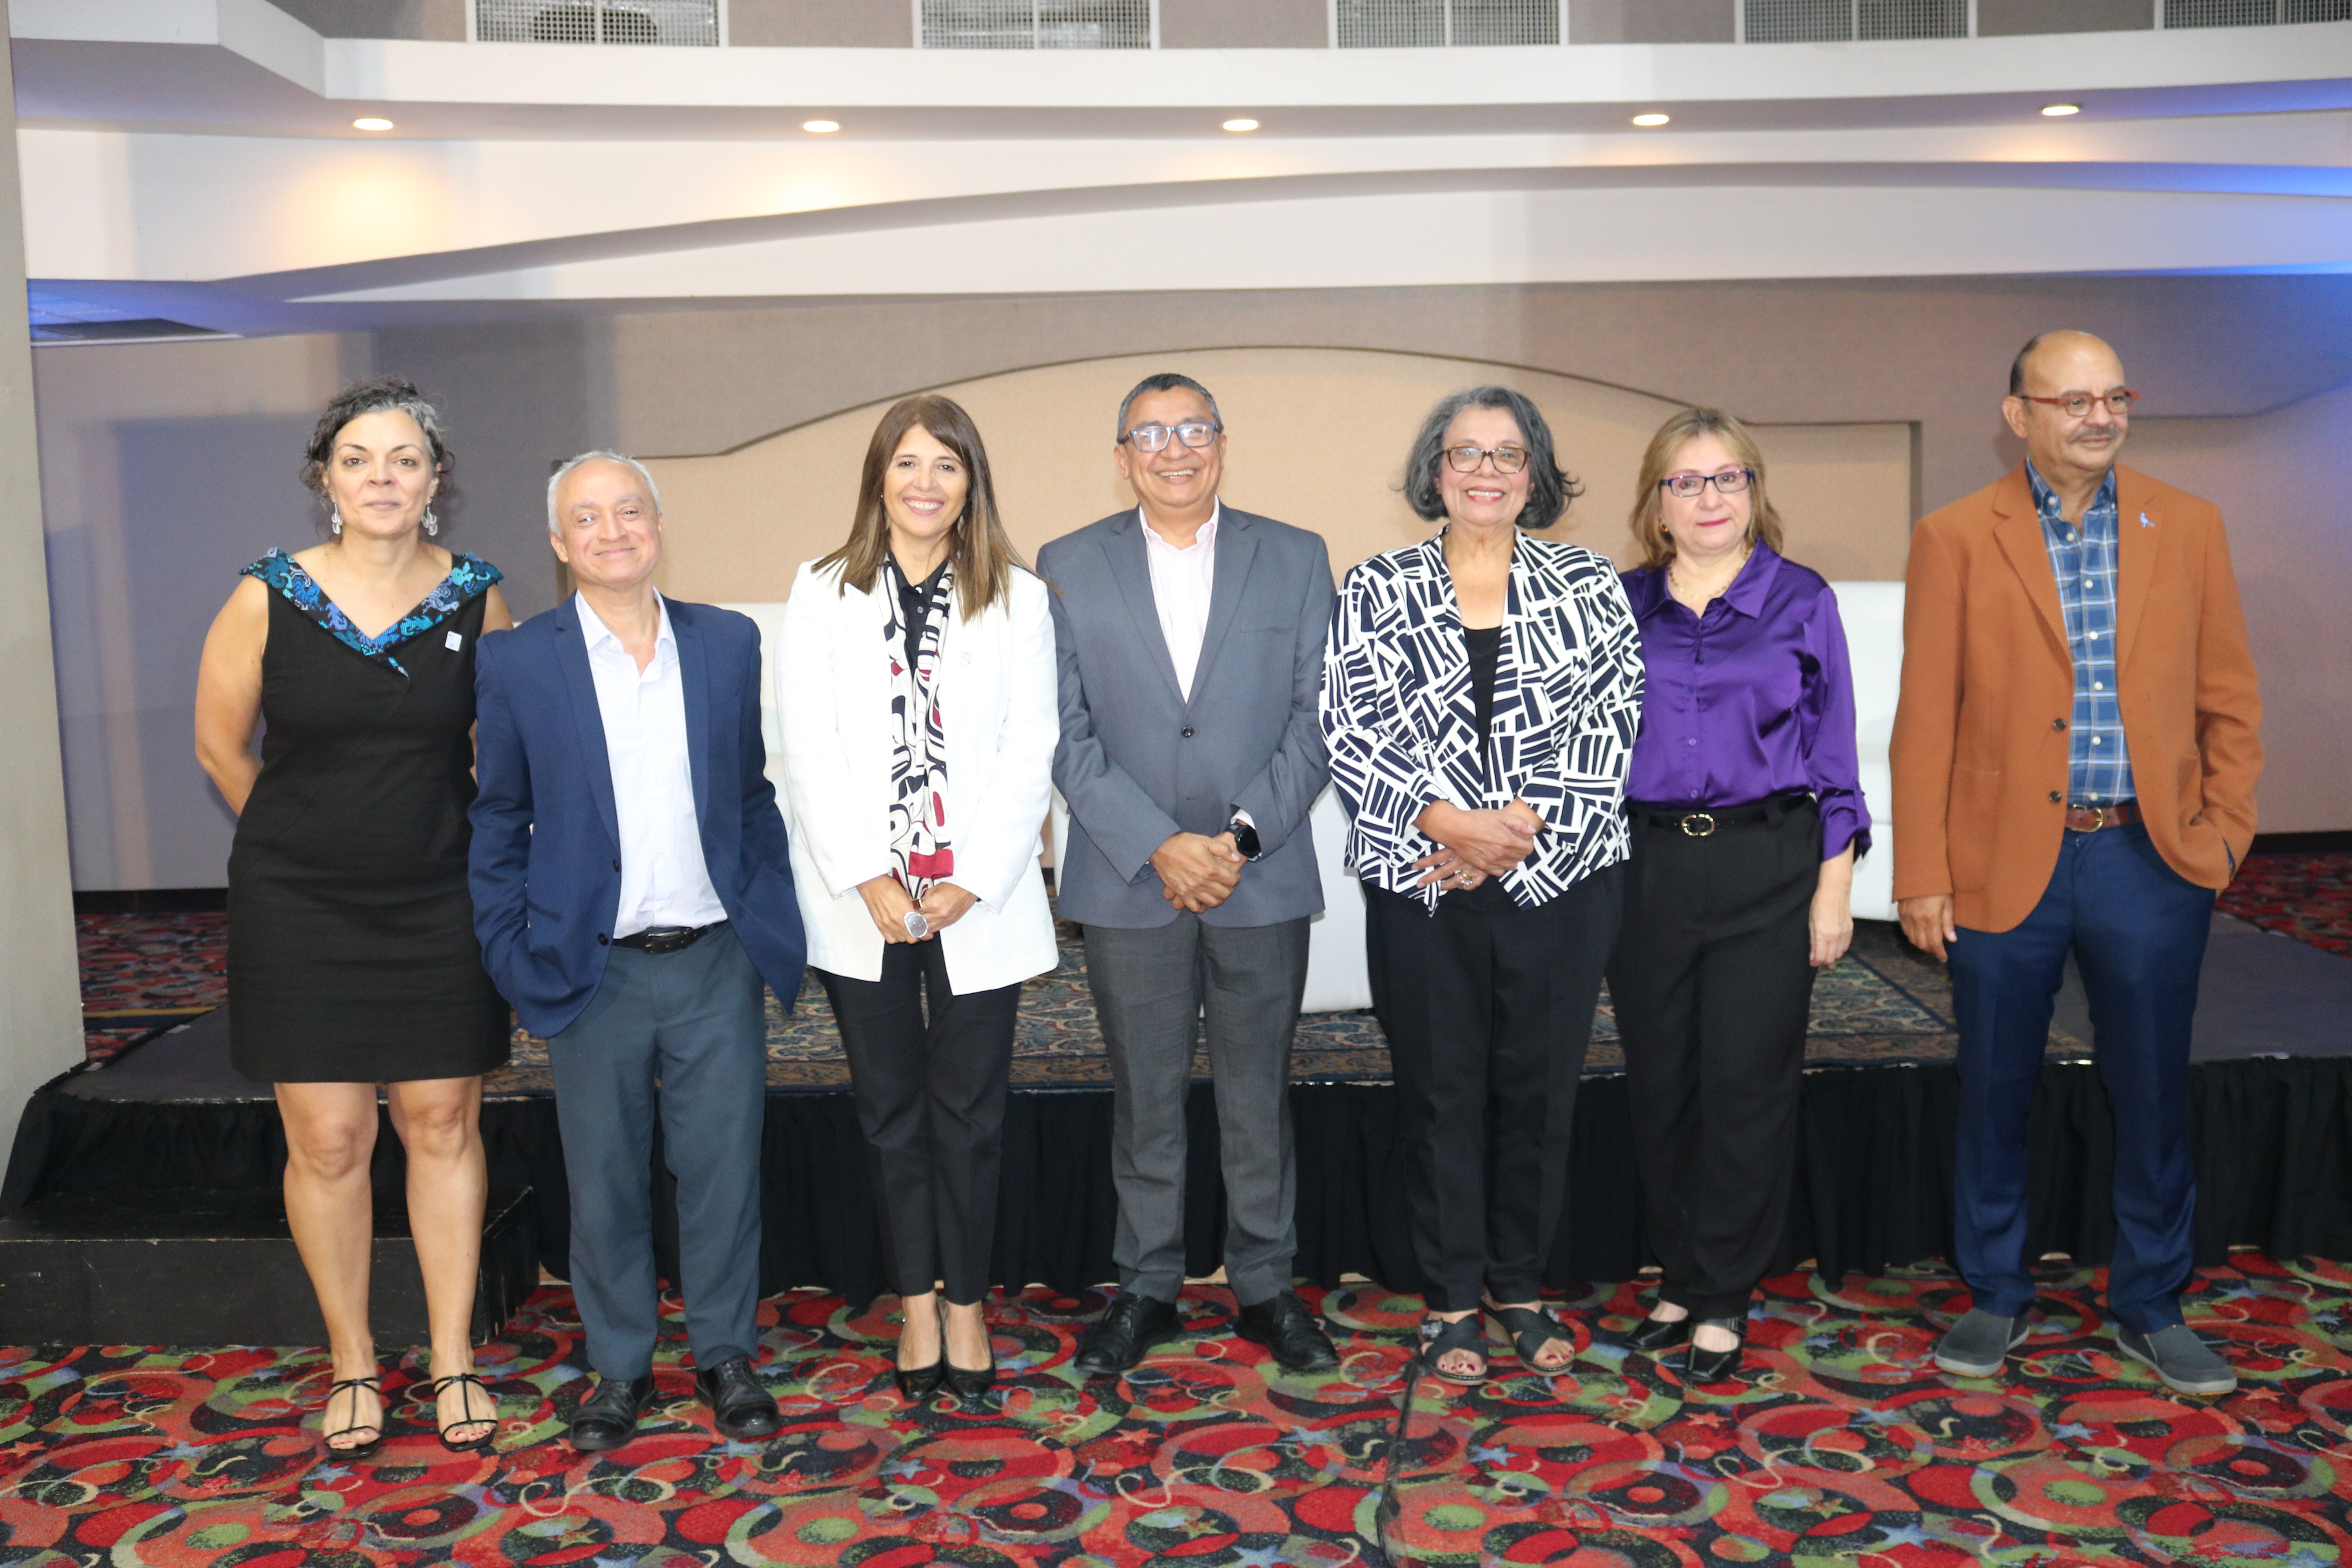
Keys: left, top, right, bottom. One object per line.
{"left": 1321, "top": 385, "right": 1643, "bottom": 1386}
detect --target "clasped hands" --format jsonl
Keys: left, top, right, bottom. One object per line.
{"left": 856, "top": 874, "right": 979, "bottom": 944}
{"left": 1411, "top": 798, "right": 1543, "bottom": 891}
{"left": 1152, "top": 831, "right": 1246, "bottom": 913}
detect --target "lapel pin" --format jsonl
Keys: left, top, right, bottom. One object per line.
{"left": 2139, "top": 512, "right": 2154, "bottom": 528}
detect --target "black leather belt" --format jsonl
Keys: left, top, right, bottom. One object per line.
{"left": 612, "top": 921, "right": 725, "bottom": 955}
{"left": 1626, "top": 794, "right": 1813, "bottom": 838}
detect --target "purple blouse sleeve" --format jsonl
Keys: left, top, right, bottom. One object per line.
{"left": 1802, "top": 587, "right": 1872, "bottom": 862}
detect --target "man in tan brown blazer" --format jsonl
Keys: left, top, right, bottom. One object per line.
{"left": 1892, "top": 330, "right": 2261, "bottom": 1396}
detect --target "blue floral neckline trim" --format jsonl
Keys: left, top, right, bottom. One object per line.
{"left": 242, "top": 548, "right": 503, "bottom": 676}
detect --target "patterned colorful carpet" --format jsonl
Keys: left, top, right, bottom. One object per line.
{"left": 71, "top": 848, "right": 2352, "bottom": 1087}
{"left": 64, "top": 911, "right": 2057, "bottom": 1090}
{"left": 2219, "top": 852, "right": 2352, "bottom": 958}
{"left": 6, "top": 1258, "right": 2350, "bottom": 1566}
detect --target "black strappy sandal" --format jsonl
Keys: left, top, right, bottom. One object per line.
{"left": 1484, "top": 1301, "right": 1576, "bottom": 1375}
{"left": 1415, "top": 1313, "right": 1490, "bottom": 1387}
{"left": 426, "top": 1371, "right": 500, "bottom": 1454}
{"left": 321, "top": 1375, "right": 384, "bottom": 1459}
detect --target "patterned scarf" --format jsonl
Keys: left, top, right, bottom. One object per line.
{"left": 882, "top": 559, "right": 955, "bottom": 897}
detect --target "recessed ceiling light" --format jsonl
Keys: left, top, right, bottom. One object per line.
{"left": 1631, "top": 113, "right": 1671, "bottom": 127}
{"left": 802, "top": 119, "right": 841, "bottom": 133}
{"left": 1222, "top": 118, "right": 1259, "bottom": 133}
{"left": 351, "top": 117, "right": 394, "bottom": 132}
{"left": 2041, "top": 103, "right": 2081, "bottom": 117}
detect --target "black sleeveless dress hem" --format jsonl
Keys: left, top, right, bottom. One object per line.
{"left": 226, "top": 550, "right": 514, "bottom": 1084}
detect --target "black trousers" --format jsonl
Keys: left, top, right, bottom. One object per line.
{"left": 818, "top": 941, "right": 1023, "bottom": 1306}
{"left": 1365, "top": 867, "right": 1621, "bottom": 1313}
{"left": 1608, "top": 798, "right": 1821, "bottom": 1321}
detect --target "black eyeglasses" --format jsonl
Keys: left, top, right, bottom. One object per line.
{"left": 1120, "top": 421, "right": 1221, "bottom": 453}
{"left": 1443, "top": 444, "right": 1530, "bottom": 475}
{"left": 1661, "top": 468, "right": 1753, "bottom": 499}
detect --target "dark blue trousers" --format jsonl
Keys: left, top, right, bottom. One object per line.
{"left": 550, "top": 926, "right": 767, "bottom": 1379}
{"left": 1946, "top": 822, "right": 2214, "bottom": 1334}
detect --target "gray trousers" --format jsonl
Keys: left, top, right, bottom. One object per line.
{"left": 549, "top": 925, "right": 766, "bottom": 1379}
{"left": 1083, "top": 912, "right": 1311, "bottom": 1305}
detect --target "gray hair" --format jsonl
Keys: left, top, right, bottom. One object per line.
{"left": 547, "top": 450, "right": 664, "bottom": 535}
{"left": 1399, "top": 385, "right": 1582, "bottom": 532}
{"left": 1115, "top": 372, "right": 1223, "bottom": 440}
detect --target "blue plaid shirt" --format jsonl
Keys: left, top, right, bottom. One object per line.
{"left": 2027, "top": 461, "right": 2134, "bottom": 805}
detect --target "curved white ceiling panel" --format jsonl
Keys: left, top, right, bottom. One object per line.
{"left": 289, "top": 184, "right": 2352, "bottom": 302}
{"left": 16, "top": 0, "right": 2352, "bottom": 332}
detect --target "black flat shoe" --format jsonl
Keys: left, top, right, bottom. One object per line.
{"left": 1414, "top": 1313, "right": 1488, "bottom": 1386}
{"left": 1683, "top": 1319, "right": 1748, "bottom": 1385}
{"left": 1236, "top": 1290, "right": 1341, "bottom": 1373}
{"left": 425, "top": 1371, "right": 499, "bottom": 1454}
{"left": 1627, "top": 1314, "right": 1693, "bottom": 1356}
{"left": 569, "top": 1372, "right": 657, "bottom": 1453}
{"left": 695, "top": 1356, "right": 780, "bottom": 1441}
{"left": 1074, "top": 1292, "right": 1181, "bottom": 1376}
{"left": 321, "top": 1374, "right": 384, "bottom": 1459}
{"left": 1483, "top": 1301, "right": 1575, "bottom": 1375}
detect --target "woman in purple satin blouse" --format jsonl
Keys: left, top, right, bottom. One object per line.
{"left": 1608, "top": 408, "right": 1869, "bottom": 1385}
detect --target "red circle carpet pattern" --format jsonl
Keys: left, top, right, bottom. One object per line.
{"left": 2217, "top": 852, "right": 2352, "bottom": 957}
{"left": 5, "top": 1260, "right": 2350, "bottom": 1566}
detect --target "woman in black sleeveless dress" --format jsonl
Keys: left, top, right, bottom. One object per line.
{"left": 195, "top": 380, "right": 513, "bottom": 1458}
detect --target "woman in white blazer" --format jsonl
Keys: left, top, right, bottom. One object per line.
{"left": 777, "top": 395, "right": 1059, "bottom": 1404}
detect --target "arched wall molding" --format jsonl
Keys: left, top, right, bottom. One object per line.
{"left": 636, "top": 345, "right": 1916, "bottom": 607}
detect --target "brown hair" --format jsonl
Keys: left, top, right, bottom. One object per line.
{"left": 1626, "top": 407, "right": 1785, "bottom": 571}
{"left": 817, "top": 395, "right": 1026, "bottom": 621}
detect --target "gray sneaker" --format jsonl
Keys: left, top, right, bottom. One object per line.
{"left": 1933, "top": 1308, "right": 2030, "bottom": 1377}
{"left": 2116, "top": 1325, "right": 2237, "bottom": 1396}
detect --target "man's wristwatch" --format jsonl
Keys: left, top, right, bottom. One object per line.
{"left": 1227, "top": 813, "right": 1262, "bottom": 862}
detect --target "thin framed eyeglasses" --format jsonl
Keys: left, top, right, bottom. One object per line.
{"left": 2019, "top": 389, "right": 2138, "bottom": 418}
{"left": 1120, "top": 420, "right": 1221, "bottom": 452}
{"left": 1661, "top": 468, "right": 1753, "bottom": 498}
{"left": 1443, "top": 444, "right": 1530, "bottom": 475}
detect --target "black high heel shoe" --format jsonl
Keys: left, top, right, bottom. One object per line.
{"left": 895, "top": 1298, "right": 946, "bottom": 1401}
{"left": 426, "top": 1371, "right": 500, "bottom": 1454}
{"left": 1683, "top": 1319, "right": 1748, "bottom": 1384}
{"left": 943, "top": 1302, "right": 996, "bottom": 1400}
{"left": 321, "top": 1374, "right": 384, "bottom": 1459}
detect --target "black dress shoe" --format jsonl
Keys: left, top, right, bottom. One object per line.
{"left": 895, "top": 1356, "right": 946, "bottom": 1402}
{"left": 695, "top": 1356, "right": 780, "bottom": 1441}
{"left": 1236, "top": 1290, "right": 1341, "bottom": 1372}
{"left": 1627, "top": 1314, "right": 1693, "bottom": 1356}
{"left": 1683, "top": 1319, "right": 1748, "bottom": 1384}
{"left": 570, "top": 1372, "right": 656, "bottom": 1452}
{"left": 943, "top": 1352, "right": 996, "bottom": 1401}
{"left": 1073, "top": 1292, "right": 1181, "bottom": 1376}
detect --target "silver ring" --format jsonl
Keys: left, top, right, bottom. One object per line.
{"left": 902, "top": 909, "right": 931, "bottom": 939}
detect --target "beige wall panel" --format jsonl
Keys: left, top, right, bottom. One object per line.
{"left": 2128, "top": 388, "right": 2352, "bottom": 835}
{"left": 646, "top": 347, "right": 1910, "bottom": 604}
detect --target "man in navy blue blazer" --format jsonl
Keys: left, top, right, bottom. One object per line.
{"left": 471, "top": 452, "right": 805, "bottom": 1452}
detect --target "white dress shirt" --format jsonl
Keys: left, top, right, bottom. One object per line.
{"left": 1139, "top": 501, "right": 1220, "bottom": 701}
{"left": 577, "top": 593, "right": 729, "bottom": 937}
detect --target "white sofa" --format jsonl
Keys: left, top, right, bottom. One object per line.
{"left": 730, "top": 579, "right": 1903, "bottom": 1018}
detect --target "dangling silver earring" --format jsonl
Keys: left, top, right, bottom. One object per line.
{"left": 330, "top": 507, "right": 344, "bottom": 536}
{"left": 422, "top": 507, "right": 439, "bottom": 537}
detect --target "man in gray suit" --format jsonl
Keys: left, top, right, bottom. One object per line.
{"left": 1042, "top": 372, "right": 1339, "bottom": 1375}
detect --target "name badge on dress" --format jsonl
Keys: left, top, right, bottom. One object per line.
{"left": 446, "top": 631, "right": 464, "bottom": 651}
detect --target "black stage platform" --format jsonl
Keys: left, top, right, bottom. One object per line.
{"left": 7, "top": 916, "right": 2352, "bottom": 1325}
